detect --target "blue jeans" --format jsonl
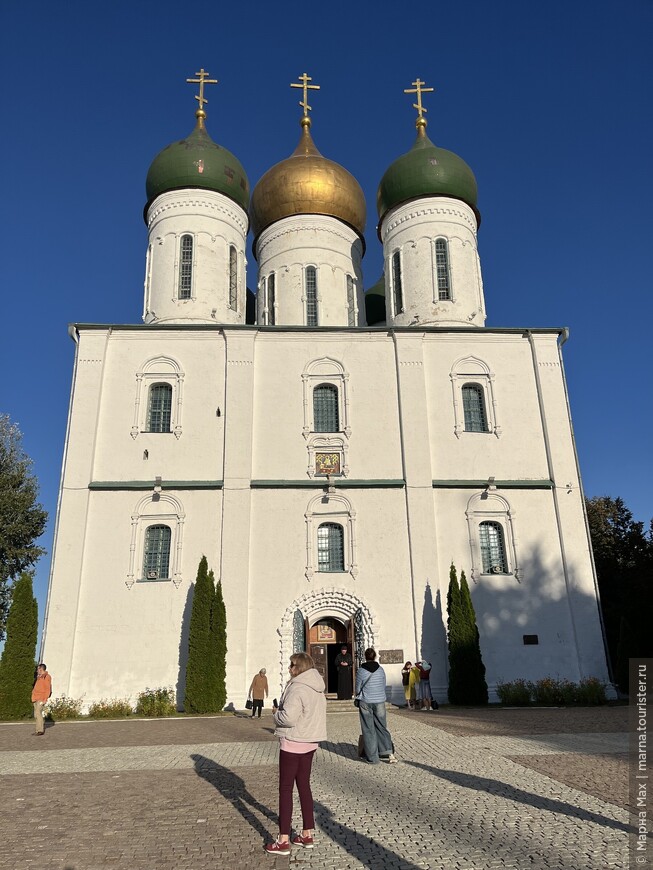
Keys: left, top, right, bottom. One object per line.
{"left": 358, "top": 701, "right": 393, "bottom": 763}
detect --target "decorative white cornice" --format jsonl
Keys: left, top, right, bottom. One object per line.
{"left": 382, "top": 201, "right": 477, "bottom": 238}
{"left": 257, "top": 218, "right": 361, "bottom": 258}
{"left": 147, "top": 193, "right": 248, "bottom": 235}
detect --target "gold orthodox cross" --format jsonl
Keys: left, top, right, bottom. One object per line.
{"left": 404, "top": 78, "right": 434, "bottom": 119}
{"left": 291, "top": 72, "right": 320, "bottom": 117}
{"left": 186, "top": 68, "right": 218, "bottom": 112}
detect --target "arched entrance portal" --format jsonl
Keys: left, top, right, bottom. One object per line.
{"left": 279, "top": 589, "right": 377, "bottom": 699}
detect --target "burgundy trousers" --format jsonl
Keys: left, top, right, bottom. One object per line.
{"left": 278, "top": 749, "right": 316, "bottom": 835}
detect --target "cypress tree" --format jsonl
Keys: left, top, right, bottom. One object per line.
{"left": 184, "top": 556, "right": 212, "bottom": 713}
{"left": 446, "top": 563, "right": 465, "bottom": 704}
{"left": 0, "top": 573, "right": 38, "bottom": 720}
{"left": 212, "top": 577, "right": 227, "bottom": 711}
{"left": 459, "top": 570, "right": 488, "bottom": 704}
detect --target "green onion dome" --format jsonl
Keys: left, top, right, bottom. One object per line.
{"left": 365, "top": 275, "right": 386, "bottom": 325}
{"left": 145, "top": 112, "right": 249, "bottom": 216}
{"left": 377, "top": 123, "right": 479, "bottom": 228}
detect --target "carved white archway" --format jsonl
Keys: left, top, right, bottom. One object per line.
{"left": 277, "top": 587, "right": 379, "bottom": 695}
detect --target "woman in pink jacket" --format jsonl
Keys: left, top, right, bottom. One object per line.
{"left": 264, "top": 652, "right": 327, "bottom": 856}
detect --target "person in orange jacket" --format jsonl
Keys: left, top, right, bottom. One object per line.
{"left": 31, "top": 663, "right": 52, "bottom": 736}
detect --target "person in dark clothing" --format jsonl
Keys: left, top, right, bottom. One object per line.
{"left": 334, "top": 645, "right": 353, "bottom": 699}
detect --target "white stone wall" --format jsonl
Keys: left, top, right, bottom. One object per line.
{"left": 380, "top": 197, "right": 486, "bottom": 327}
{"left": 42, "top": 325, "right": 611, "bottom": 710}
{"left": 144, "top": 190, "right": 248, "bottom": 325}
{"left": 254, "top": 215, "right": 365, "bottom": 326}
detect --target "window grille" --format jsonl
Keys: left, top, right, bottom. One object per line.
{"left": 306, "top": 266, "right": 318, "bottom": 326}
{"left": 479, "top": 521, "right": 508, "bottom": 573}
{"left": 313, "top": 384, "right": 339, "bottom": 432}
{"left": 462, "top": 383, "right": 488, "bottom": 432}
{"left": 229, "top": 246, "right": 238, "bottom": 310}
{"left": 147, "top": 383, "right": 172, "bottom": 432}
{"left": 142, "top": 524, "right": 171, "bottom": 579}
{"left": 392, "top": 251, "right": 403, "bottom": 315}
{"left": 435, "top": 238, "right": 451, "bottom": 300}
{"left": 267, "top": 272, "right": 276, "bottom": 326}
{"left": 179, "top": 235, "right": 193, "bottom": 299}
{"left": 292, "top": 609, "right": 305, "bottom": 653}
{"left": 347, "top": 274, "right": 356, "bottom": 327}
{"left": 317, "top": 522, "right": 345, "bottom": 572}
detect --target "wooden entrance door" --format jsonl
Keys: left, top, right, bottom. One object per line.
{"left": 310, "top": 644, "right": 327, "bottom": 686}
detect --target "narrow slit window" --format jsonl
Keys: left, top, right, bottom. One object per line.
{"left": 462, "top": 383, "right": 488, "bottom": 432}
{"left": 179, "top": 235, "right": 193, "bottom": 299}
{"left": 317, "top": 522, "right": 344, "bottom": 572}
{"left": 267, "top": 272, "right": 276, "bottom": 326}
{"left": 306, "top": 266, "right": 318, "bottom": 326}
{"left": 479, "top": 521, "right": 508, "bottom": 574}
{"left": 229, "top": 246, "right": 238, "bottom": 311}
{"left": 313, "top": 383, "right": 339, "bottom": 432}
{"left": 435, "top": 238, "right": 451, "bottom": 300}
{"left": 392, "top": 251, "right": 403, "bottom": 315}
{"left": 142, "top": 524, "right": 171, "bottom": 579}
{"left": 147, "top": 383, "right": 172, "bottom": 432}
{"left": 347, "top": 274, "right": 356, "bottom": 327}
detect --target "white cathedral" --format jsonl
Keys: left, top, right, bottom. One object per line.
{"left": 42, "top": 73, "right": 612, "bottom": 707}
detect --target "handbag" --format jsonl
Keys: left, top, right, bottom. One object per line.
{"left": 357, "top": 734, "right": 366, "bottom": 757}
{"left": 245, "top": 699, "right": 253, "bottom": 710}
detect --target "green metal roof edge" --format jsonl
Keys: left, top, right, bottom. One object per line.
{"left": 251, "top": 479, "right": 405, "bottom": 488}
{"left": 432, "top": 479, "right": 554, "bottom": 489}
{"left": 89, "top": 480, "right": 223, "bottom": 490}
{"left": 71, "top": 323, "right": 567, "bottom": 336}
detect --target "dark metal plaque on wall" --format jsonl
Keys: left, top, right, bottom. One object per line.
{"left": 379, "top": 649, "right": 403, "bottom": 664}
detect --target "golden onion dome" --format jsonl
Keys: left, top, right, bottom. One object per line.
{"left": 250, "top": 117, "right": 366, "bottom": 247}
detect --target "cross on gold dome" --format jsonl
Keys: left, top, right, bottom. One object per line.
{"left": 291, "top": 72, "right": 320, "bottom": 119}
{"left": 404, "top": 77, "right": 434, "bottom": 126}
{"left": 186, "top": 68, "right": 218, "bottom": 115}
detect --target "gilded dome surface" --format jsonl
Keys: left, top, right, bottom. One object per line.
{"left": 377, "top": 125, "right": 478, "bottom": 226}
{"left": 145, "top": 115, "right": 249, "bottom": 214}
{"left": 250, "top": 120, "right": 366, "bottom": 242}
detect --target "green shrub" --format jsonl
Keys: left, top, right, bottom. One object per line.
{"left": 558, "top": 679, "right": 579, "bottom": 705}
{"left": 45, "top": 695, "right": 83, "bottom": 720}
{"left": 496, "top": 679, "right": 531, "bottom": 706}
{"left": 135, "top": 687, "right": 176, "bottom": 717}
{"left": 87, "top": 698, "right": 133, "bottom": 718}
{"left": 577, "top": 676, "right": 607, "bottom": 705}
{"left": 529, "top": 677, "right": 565, "bottom": 705}
{"left": 0, "top": 573, "right": 38, "bottom": 720}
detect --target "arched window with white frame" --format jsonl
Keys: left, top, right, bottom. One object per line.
{"left": 306, "top": 266, "right": 318, "bottom": 326}
{"left": 317, "top": 522, "right": 345, "bottom": 572}
{"left": 142, "top": 524, "right": 172, "bottom": 580}
{"left": 435, "top": 237, "right": 451, "bottom": 300}
{"left": 479, "top": 521, "right": 508, "bottom": 574}
{"left": 267, "top": 272, "right": 276, "bottom": 325}
{"left": 392, "top": 251, "right": 403, "bottom": 315}
{"left": 178, "top": 235, "right": 193, "bottom": 299}
{"left": 466, "top": 492, "right": 519, "bottom": 581}
{"left": 313, "top": 383, "right": 339, "bottom": 433}
{"left": 346, "top": 274, "right": 356, "bottom": 327}
{"left": 228, "top": 245, "right": 238, "bottom": 310}
{"left": 146, "top": 383, "right": 173, "bottom": 433}
{"left": 462, "top": 383, "right": 488, "bottom": 432}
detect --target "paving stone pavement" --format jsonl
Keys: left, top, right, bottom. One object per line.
{"left": 0, "top": 708, "right": 633, "bottom": 870}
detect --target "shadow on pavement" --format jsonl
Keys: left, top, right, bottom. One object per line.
{"left": 314, "top": 801, "right": 425, "bottom": 870}
{"left": 191, "top": 753, "right": 276, "bottom": 841}
{"left": 404, "top": 760, "right": 633, "bottom": 833}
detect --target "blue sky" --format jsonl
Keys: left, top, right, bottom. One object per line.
{"left": 1, "top": 0, "right": 651, "bottom": 634}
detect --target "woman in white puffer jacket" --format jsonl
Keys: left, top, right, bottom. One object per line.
{"left": 264, "top": 652, "right": 327, "bottom": 856}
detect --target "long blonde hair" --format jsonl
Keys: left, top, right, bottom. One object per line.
{"left": 290, "top": 652, "right": 314, "bottom": 674}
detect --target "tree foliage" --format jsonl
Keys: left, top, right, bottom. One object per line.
{"left": 0, "top": 415, "right": 47, "bottom": 640}
{"left": 0, "top": 573, "right": 38, "bottom": 720}
{"left": 184, "top": 556, "right": 212, "bottom": 713}
{"left": 212, "top": 575, "right": 227, "bottom": 711}
{"left": 586, "top": 496, "right": 653, "bottom": 691}
{"left": 447, "top": 563, "right": 488, "bottom": 705}
{"left": 185, "top": 558, "right": 228, "bottom": 713}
